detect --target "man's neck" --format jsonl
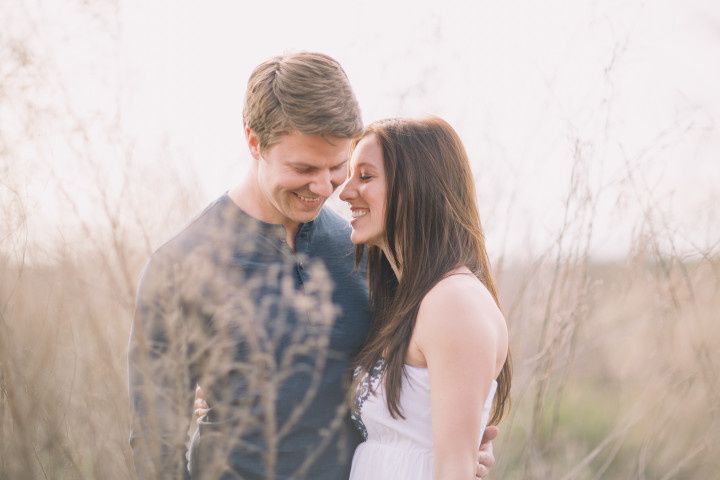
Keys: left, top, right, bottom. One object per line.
{"left": 283, "top": 224, "right": 300, "bottom": 250}
{"left": 228, "top": 179, "right": 300, "bottom": 250}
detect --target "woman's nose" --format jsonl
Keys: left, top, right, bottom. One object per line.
{"left": 339, "top": 178, "right": 355, "bottom": 201}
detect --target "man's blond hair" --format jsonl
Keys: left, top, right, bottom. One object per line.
{"left": 243, "top": 52, "right": 363, "bottom": 151}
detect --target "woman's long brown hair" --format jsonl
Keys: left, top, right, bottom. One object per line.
{"left": 353, "top": 117, "right": 511, "bottom": 425}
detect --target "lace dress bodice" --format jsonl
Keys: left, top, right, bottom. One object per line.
{"left": 349, "top": 360, "right": 497, "bottom": 480}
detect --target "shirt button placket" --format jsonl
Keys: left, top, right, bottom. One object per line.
{"left": 296, "top": 259, "right": 304, "bottom": 285}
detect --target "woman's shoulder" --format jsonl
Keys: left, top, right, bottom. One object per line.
{"left": 414, "top": 268, "right": 507, "bottom": 367}
{"left": 419, "top": 269, "right": 502, "bottom": 321}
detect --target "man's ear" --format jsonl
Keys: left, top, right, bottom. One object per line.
{"left": 245, "top": 126, "right": 262, "bottom": 160}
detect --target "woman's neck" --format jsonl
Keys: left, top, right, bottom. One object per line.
{"left": 380, "top": 243, "right": 402, "bottom": 280}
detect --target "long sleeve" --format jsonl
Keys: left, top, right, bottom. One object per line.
{"left": 128, "top": 256, "right": 195, "bottom": 480}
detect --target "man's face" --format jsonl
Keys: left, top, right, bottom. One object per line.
{"left": 251, "top": 130, "right": 351, "bottom": 226}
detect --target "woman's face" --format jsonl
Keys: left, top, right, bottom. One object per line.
{"left": 339, "top": 134, "right": 388, "bottom": 247}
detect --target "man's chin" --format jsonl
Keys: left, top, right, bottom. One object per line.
{"left": 288, "top": 207, "right": 322, "bottom": 224}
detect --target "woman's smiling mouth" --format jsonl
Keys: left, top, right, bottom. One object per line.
{"left": 350, "top": 208, "right": 369, "bottom": 220}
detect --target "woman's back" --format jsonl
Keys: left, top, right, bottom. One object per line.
{"left": 349, "top": 359, "right": 497, "bottom": 480}
{"left": 349, "top": 270, "right": 504, "bottom": 479}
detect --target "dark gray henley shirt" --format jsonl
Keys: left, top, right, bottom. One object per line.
{"left": 128, "top": 194, "right": 370, "bottom": 479}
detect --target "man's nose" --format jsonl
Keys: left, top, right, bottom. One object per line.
{"left": 309, "top": 170, "right": 335, "bottom": 198}
{"left": 331, "top": 167, "right": 348, "bottom": 190}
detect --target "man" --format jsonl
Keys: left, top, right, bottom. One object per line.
{"left": 128, "top": 52, "right": 497, "bottom": 479}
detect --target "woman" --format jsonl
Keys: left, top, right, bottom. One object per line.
{"left": 338, "top": 117, "right": 511, "bottom": 480}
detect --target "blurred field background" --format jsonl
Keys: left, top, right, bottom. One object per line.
{"left": 2, "top": 0, "right": 719, "bottom": 479}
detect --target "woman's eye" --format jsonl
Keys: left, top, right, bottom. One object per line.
{"left": 359, "top": 173, "right": 372, "bottom": 181}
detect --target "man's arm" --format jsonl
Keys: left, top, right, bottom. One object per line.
{"left": 128, "top": 256, "right": 195, "bottom": 480}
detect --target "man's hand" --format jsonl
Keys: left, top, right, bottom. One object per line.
{"left": 193, "top": 385, "right": 209, "bottom": 424}
{"left": 475, "top": 425, "right": 499, "bottom": 479}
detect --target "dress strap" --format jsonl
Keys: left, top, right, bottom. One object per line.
{"left": 442, "top": 271, "right": 477, "bottom": 279}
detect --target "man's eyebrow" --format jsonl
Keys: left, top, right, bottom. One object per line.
{"left": 288, "top": 158, "right": 349, "bottom": 170}
{"left": 288, "top": 161, "right": 314, "bottom": 169}
{"left": 332, "top": 158, "right": 349, "bottom": 169}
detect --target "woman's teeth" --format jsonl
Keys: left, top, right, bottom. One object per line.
{"left": 351, "top": 209, "right": 368, "bottom": 219}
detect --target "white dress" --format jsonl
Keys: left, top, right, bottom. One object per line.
{"left": 349, "top": 359, "right": 497, "bottom": 480}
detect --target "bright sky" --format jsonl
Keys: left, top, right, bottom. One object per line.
{"left": 4, "top": 0, "right": 719, "bottom": 261}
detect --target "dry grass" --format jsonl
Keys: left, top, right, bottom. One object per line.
{"left": 2, "top": 1, "right": 719, "bottom": 478}
{"left": 1, "top": 201, "right": 717, "bottom": 479}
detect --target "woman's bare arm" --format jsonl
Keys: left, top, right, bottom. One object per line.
{"left": 414, "top": 275, "right": 508, "bottom": 480}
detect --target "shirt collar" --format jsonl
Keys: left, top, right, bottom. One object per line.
{"left": 221, "top": 193, "right": 319, "bottom": 253}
